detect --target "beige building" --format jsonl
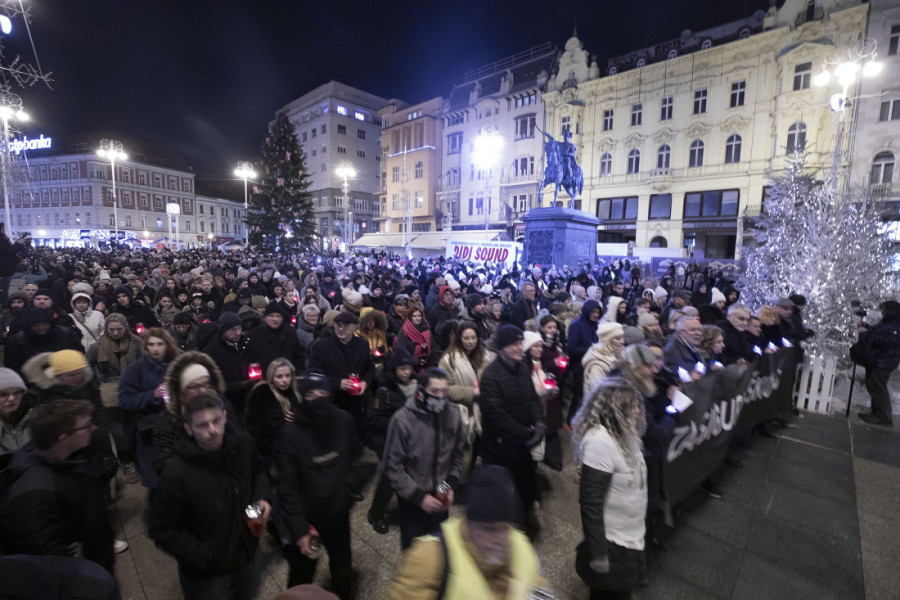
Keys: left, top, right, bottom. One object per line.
{"left": 542, "top": 0, "right": 869, "bottom": 259}
{"left": 377, "top": 97, "right": 442, "bottom": 235}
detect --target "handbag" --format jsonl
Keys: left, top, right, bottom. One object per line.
{"left": 99, "top": 380, "right": 120, "bottom": 408}
{"left": 530, "top": 438, "right": 546, "bottom": 462}
{"left": 849, "top": 339, "right": 873, "bottom": 367}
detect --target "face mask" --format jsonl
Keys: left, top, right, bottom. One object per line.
{"left": 424, "top": 393, "right": 448, "bottom": 414}
{"left": 301, "top": 397, "right": 330, "bottom": 418}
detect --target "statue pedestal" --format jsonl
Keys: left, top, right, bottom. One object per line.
{"left": 521, "top": 207, "right": 599, "bottom": 268}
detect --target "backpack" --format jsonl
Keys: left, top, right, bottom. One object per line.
{"left": 6, "top": 276, "right": 25, "bottom": 298}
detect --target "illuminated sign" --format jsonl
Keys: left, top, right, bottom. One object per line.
{"left": 9, "top": 134, "right": 52, "bottom": 154}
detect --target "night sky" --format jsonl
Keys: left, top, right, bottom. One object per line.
{"left": 8, "top": 0, "right": 770, "bottom": 186}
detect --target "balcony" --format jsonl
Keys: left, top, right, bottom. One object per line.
{"left": 501, "top": 172, "right": 539, "bottom": 186}
{"left": 645, "top": 167, "right": 674, "bottom": 192}
{"left": 436, "top": 180, "right": 461, "bottom": 193}
{"left": 869, "top": 182, "right": 897, "bottom": 199}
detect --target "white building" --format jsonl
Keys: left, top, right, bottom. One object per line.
{"left": 279, "top": 81, "right": 388, "bottom": 251}
{"left": 542, "top": 0, "right": 870, "bottom": 259}
{"left": 2, "top": 133, "right": 246, "bottom": 248}
{"left": 438, "top": 43, "right": 559, "bottom": 239}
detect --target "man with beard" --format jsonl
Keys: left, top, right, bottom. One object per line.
{"left": 278, "top": 370, "right": 356, "bottom": 598}
{"left": 203, "top": 311, "right": 253, "bottom": 420}
{"left": 110, "top": 286, "right": 159, "bottom": 332}
{"left": 151, "top": 393, "right": 271, "bottom": 599}
{"left": 4, "top": 308, "right": 83, "bottom": 373}
{"left": 386, "top": 465, "right": 543, "bottom": 599}
{"left": 245, "top": 303, "right": 306, "bottom": 375}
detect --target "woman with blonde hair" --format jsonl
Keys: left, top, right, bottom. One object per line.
{"left": 698, "top": 324, "right": 725, "bottom": 367}
{"left": 244, "top": 357, "right": 301, "bottom": 467}
{"left": 582, "top": 322, "right": 626, "bottom": 397}
{"left": 573, "top": 344, "right": 657, "bottom": 600}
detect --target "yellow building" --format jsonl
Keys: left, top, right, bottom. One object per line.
{"left": 377, "top": 97, "right": 442, "bottom": 235}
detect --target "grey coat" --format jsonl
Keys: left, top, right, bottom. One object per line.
{"left": 382, "top": 395, "right": 465, "bottom": 506}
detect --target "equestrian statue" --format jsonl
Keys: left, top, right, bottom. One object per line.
{"left": 539, "top": 127, "right": 583, "bottom": 208}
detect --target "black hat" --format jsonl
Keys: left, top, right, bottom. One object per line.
{"left": 298, "top": 368, "right": 332, "bottom": 397}
{"left": 237, "top": 288, "right": 252, "bottom": 299}
{"left": 264, "top": 302, "right": 286, "bottom": 317}
{"left": 22, "top": 307, "right": 54, "bottom": 327}
{"left": 218, "top": 311, "right": 242, "bottom": 332}
{"left": 333, "top": 311, "right": 359, "bottom": 325}
{"left": 464, "top": 293, "right": 485, "bottom": 313}
{"left": 403, "top": 284, "right": 418, "bottom": 296}
{"left": 173, "top": 312, "right": 192, "bottom": 326}
{"left": 466, "top": 465, "right": 522, "bottom": 524}
{"left": 34, "top": 288, "right": 53, "bottom": 300}
{"left": 114, "top": 285, "right": 133, "bottom": 300}
{"left": 495, "top": 324, "right": 524, "bottom": 349}
{"left": 192, "top": 292, "right": 203, "bottom": 299}
{"left": 389, "top": 346, "right": 418, "bottom": 370}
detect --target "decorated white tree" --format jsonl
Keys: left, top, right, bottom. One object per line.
{"left": 739, "top": 154, "right": 895, "bottom": 356}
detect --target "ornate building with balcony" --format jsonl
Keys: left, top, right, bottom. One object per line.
{"left": 542, "top": 0, "right": 869, "bottom": 259}
{"left": 438, "top": 43, "right": 559, "bottom": 239}
{"left": 280, "top": 81, "right": 388, "bottom": 251}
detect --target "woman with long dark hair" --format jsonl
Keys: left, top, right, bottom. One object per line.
{"left": 393, "top": 306, "right": 431, "bottom": 373}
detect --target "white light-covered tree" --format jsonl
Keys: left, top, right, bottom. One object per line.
{"left": 738, "top": 154, "right": 895, "bottom": 356}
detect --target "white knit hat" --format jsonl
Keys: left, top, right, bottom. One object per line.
{"left": 596, "top": 322, "right": 624, "bottom": 342}
{"left": 523, "top": 331, "right": 543, "bottom": 352}
{"left": 179, "top": 364, "right": 210, "bottom": 390}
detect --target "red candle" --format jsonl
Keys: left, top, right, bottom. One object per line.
{"left": 543, "top": 373, "right": 558, "bottom": 389}
{"left": 248, "top": 363, "right": 262, "bottom": 380}
{"left": 135, "top": 323, "right": 145, "bottom": 335}
{"left": 291, "top": 316, "right": 297, "bottom": 326}
{"left": 373, "top": 349, "right": 382, "bottom": 357}
{"left": 349, "top": 373, "right": 361, "bottom": 394}
{"left": 555, "top": 355, "right": 568, "bottom": 371}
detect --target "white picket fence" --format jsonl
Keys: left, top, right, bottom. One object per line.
{"left": 793, "top": 354, "right": 839, "bottom": 414}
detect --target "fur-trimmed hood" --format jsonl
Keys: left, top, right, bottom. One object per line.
{"left": 22, "top": 352, "right": 94, "bottom": 390}
{"left": 163, "top": 351, "right": 226, "bottom": 422}
{"left": 359, "top": 306, "right": 387, "bottom": 332}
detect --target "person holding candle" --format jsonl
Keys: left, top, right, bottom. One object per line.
{"left": 538, "top": 314, "right": 567, "bottom": 471}
{"left": 244, "top": 357, "right": 302, "bottom": 469}
{"left": 357, "top": 307, "right": 389, "bottom": 369}
{"left": 245, "top": 303, "right": 307, "bottom": 375}
{"left": 393, "top": 306, "right": 432, "bottom": 373}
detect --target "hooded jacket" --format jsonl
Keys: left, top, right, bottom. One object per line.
{"left": 110, "top": 287, "right": 160, "bottom": 331}
{"left": 567, "top": 300, "right": 602, "bottom": 360}
{"left": 69, "top": 293, "right": 105, "bottom": 352}
{"left": 150, "top": 421, "right": 270, "bottom": 576}
{"left": 21, "top": 353, "right": 99, "bottom": 410}
{"left": 151, "top": 351, "right": 227, "bottom": 475}
{"left": 427, "top": 286, "right": 459, "bottom": 338}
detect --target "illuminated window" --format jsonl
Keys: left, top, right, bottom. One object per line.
{"left": 336, "top": 105, "right": 347, "bottom": 116}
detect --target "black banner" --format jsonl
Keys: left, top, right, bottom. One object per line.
{"left": 663, "top": 348, "right": 800, "bottom": 504}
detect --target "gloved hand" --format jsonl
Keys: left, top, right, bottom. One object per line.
{"left": 589, "top": 555, "right": 610, "bottom": 574}
{"left": 526, "top": 424, "right": 546, "bottom": 448}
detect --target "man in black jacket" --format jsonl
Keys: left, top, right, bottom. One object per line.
{"left": 479, "top": 324, "right": 545, "bottom": 540}
{"left": 278, "top": 370, "right": 355, "bottom": 597}
{"left": 509, "top": 282, "right": 539, "bottom": 329}
{"left": 110, "top": 286, "right": 159, "bottom": 332}
{"left": 0, "top": 223, "right": 28, "bottom": 306}
{"left": 4, "top": 308, "right": 83, "bottom": 373}
{"left": 719, "top": 304, "right": 754, "bottom": 365}
{"left": 150, "top": 393, "right": 271, "bottom": 599}
{"left": 245, "top": 303, "right": 306, "bottom": 374}
{"left": 203, "top": 311, "right": 253, "bottom": 420}
{"left": 857, "top": 300, "right": 900, "bottom": 426}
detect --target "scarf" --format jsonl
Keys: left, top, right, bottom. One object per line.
{"left": 393, "top": 305, "right": 410, "bottom": 321}
{"left": 402, "top": 317, "right": 431, "bottom": 361}
{"left": 97, "top": 333, "right": 135, "bottom": 374}
{"left": 268, "top": 382, "right": 299, "bottom": 415}
{"left": 438, "top": 286, "right": 454, "bottom": 310}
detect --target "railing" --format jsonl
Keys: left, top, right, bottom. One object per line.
{"left": 795, "top": 6, "right": 824, "bottom": 27}
{"left": 869, "top": 183, "right": 896, "bottom": 198}
{"left": 463, "top": 42, "right": 555, "bottom": 82}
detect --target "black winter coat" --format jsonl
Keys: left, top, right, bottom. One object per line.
{"left": 0, "top": 235, "right": 26, "bottom": 277}
{"left": 111, "top": 301, "right": 160, "bottom": 331}
{"left": 307, "top": 335, "right": 375, "bottom": 414}
{"left": 150, "top": 423, "right": 271, "bottom": 576}
{"left": 718, "top": 319, "right": 754, "bottom": 365}
{"left": 859, "top": 320, "right": 900, "bottom": 371}
{"left": 203, "top": 334, "right": 254, "bottom": 419}
{"left": 243, "top": 383, "right": 299, "bottom": 466}
{"left": 365, "top": 371, "right": 410, "bottom": 457}
{"left": 509, "top": 297, "right": 539, "bottom": 330}
{"left": 4, "top": 326, "right": 83, "bottom": 372}
{"left": 245, "top": 322, "right": 306, "bottom": 374}
{"left": 479, "top": 356, "right": 545, "bottom": 461}
{"left": 278, "top": 405, "right": 354, "bottom": 541}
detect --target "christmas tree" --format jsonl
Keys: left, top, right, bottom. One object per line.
{"left": 739, "top": 154, "right": 894, "bottom": 356}
{"left": 246, "top": 112, "right": 316, "bottom": 252}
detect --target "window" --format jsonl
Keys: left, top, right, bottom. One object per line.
{"left": 337, "top": 124, "right": 346, "bottom": 134}
{"left": 649, "top": 194, "right": 672, "bottom": 219}
{"left": 730, "top": 81, "right": 745, "bottom": 107}
{"left": 786, "top": 122, "right": 807, "bottom": 153}
{"left": 693, "top": 89, "right": 707, "bottom": 114}
{"left": 793, "top": 62, "right": 812, "bottom": 91}
{"left": 701, "top": 39, "right": 712, "bottom": 50}
{"left": 515, "top": 116, "right": 536, "bottom": 138}
{"left": 667, "top": 49, "right": 677, "bottom": 60}
{"left": 109, "top": 214, "right": 115, "bottom": 226}
{"left": 561, "top": 116, "right": 571, "bottom": 135}
{"left": 447, "top": 132, "right": 463, "bottom": 155}
{"left": 627, "top": 149, "right": 640, "bottom": 174}
{"left": 879, "top": 99, "right": 900, "bottom": 122}
{"left": 337, "top": 147, "right": 347, "bottom": 154}
{"left": 392, "top": 194, "right": 400, "bottom": 210}
{"left": 391, "top": 166, "right": 400, "bottom": 183}
{"left": 414, "top": 162, "right": 423, "bottom": 179}
{"left": 357, "top": 129, "right": 366, "bottom": 139}
{"left": 357, "top": 150, "right": 366, "bottom": 158}
{"left": 596, "top": 196, "right": 639, "bottom": 220}
{"left": 414, "top": 191, "right": 423, "bottom": 208}
{"left": 599, "top": 153, "right": 612, "bottom": 177}
{"left": 336, "top": 105, "right": 347, "bottom": 116}
{"left": 603, "top": 110, "right": 614, "bottom": 131}
{"left": 636, "top": 58, "right": 646, "bottom": 68}
{"left": 871, "top": 152, "right": 895, "bottom": 185}
{"left": 657, "top": 145, "right": 670, "bottom": 169}
{"left": 157, "top": 217, "right": 163, "bottom": 229}
{"left": 660, "top": 96, "right": 673, "bottom": 121}
{"left": 725, "top": 135, "right": 742, "bottom": 163}
{"left": 321, "top": 125, "right": 326, "bottom": 134}
{"left": 302, "top": 132, "right": 307, "bottom": 142}
{"left": 631, "top": 104, "right": 642, "bottom": 126}
{"left": 311, "top": 128, "right": 317, "bottom": 138}
{"left": 684, "top": 190, "right": 740, "bottom": 217}
{"left": 200, "top": 221, "right": 205, "bottom": 233}
{"left": 650, "top": 236, "right": 668, "bottom": 248}
{"left": 354, "top": 111, "right": 365, "bottom": 121}
{"left": 891, "top": 24, "right": 900, "bottom": 56}
{"left": 689, "top": 140, "right": 704, "bottom": 168}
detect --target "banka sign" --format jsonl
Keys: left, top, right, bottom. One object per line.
{"left": 9, "top": 134, "right": 52, "bottom": 154}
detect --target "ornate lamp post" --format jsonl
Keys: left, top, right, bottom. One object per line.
{"left": 335, "top": 162, "right": 356, "bottom": 251}
{"left": 0, "top": 92, "right": 28, "bottom": 236}
{"left": 234, "top": 161, "right": 256, "bottom": 247}
{"left": 97, "top": 139, "right": 127, "bottom": 247}
{"left": 472, "top": 130, "right": 504, "bottom": 236}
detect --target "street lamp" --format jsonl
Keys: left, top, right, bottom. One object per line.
{"left": 813, "top": 39, "right": 881, "bottom": 193}
{"left": 234, "top": 161, "right": 255, "bottom": 247}
{"left": 0, "top": 92, "right": 28, "bottom": 237}
{"left": 97, "top": 139, "right": 127, "bottom": 247}
{"left": 207, "top": 232, "right": 214, "bottom": 250}
{"left": 335, "top": 162, "right": 356, "bottom": 251}
{"left": 472, "top": 130, "right": 503, "bottom": 235}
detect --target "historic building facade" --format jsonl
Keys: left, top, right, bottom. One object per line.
{"left": 280, "top": 81, "right": 388, "bottom": 250}
{"left": 542, "top": 0, "right": 869, "bottom": 259}
{"left": 437, "top": 43, "right": 558, "bottom": 238}
{"left": 5, "top": 133, "right": 244, "bottom": 248}
{"left": 377, "top": 97, "right": 443, "bottom": 235}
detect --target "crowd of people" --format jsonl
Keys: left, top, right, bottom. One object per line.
{"left": 0, "top": 229, "right": 896, "bottom": 600}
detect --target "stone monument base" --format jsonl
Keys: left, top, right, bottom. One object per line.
{"left": 521, "top": 207, "right": 599, "bottom": 269}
